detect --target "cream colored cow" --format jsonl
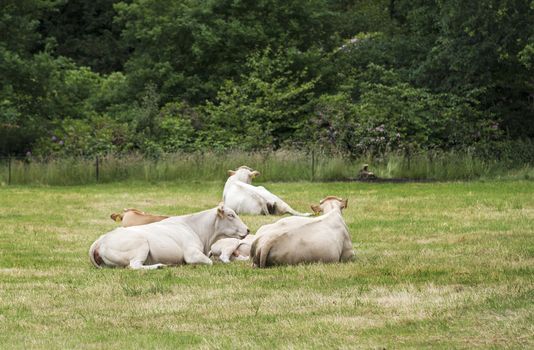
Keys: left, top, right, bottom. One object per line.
{"left": 208, "top": 235, "right": 256, "bottom": 263}
{"left": 223, "top": 166, "right": 310, "bottom": 216}
{"left": 89, "top": 203, "right": 249, "bottom": 269}
{"left": 250, "top": 196, "right": 354, "bottom": 268}
{"left": 108, "top": 207, "right": 255, "bottom": 264}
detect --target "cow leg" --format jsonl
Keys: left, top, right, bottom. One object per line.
{"left": 340, "top": 248, "right": 356, "bottom": 262}
{"left": 276, "top": 200, "right": 311, "bottom": 217}
{"left": 233, "top": 254, "right": 249, "bottom": 261}
{"left": 184, "top": 248, "right": 213, "bottom": 265}
{"left": 124, "top": 241, "right": 165, "bottom": 270}
{"left": 219, "top": 245, "right": 241, "bottom": 263}
{"left": 129, "top": 260, "right": 166, "bottom": 270}
{"left": 219, "top": 254, "right": 231, "bottom": 263}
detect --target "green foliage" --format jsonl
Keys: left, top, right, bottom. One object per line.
{"left": 200, "top": 49, "right": 317, "bottom": 150}
{"left": 113, "top": 0, "right": 340, "bottom": 103}
{"left": 394, "top": 0, "right": 534, "bottom": 137}
{"left": 32, "top": 115, "right": 132, "bottom": 157}
{"left": 314, "top": 65, "right": 500, "bottom": 156}
{"left": 1, "top": 0, "right": 533, "bottom": 161}
{"left": 158, "top": 102, "right": 197, "bottom": 153}
{"left": 0, "top": 0, "right": 53, "bottom": 56}
{"left": 39, "top": 0, "right": 127, "bottom": 73}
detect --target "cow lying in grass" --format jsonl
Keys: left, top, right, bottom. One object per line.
{"left": 208, "top": 235, "right": 256, "bottom": 263}
{"left": 109, "top": 207, "right": 254, "bottom": 263}
{"left": 223, "top": 166, "right": 310, "bottom": 216}
{"left": 250, "top": 196, "right": 354, "bottom": 268}
{"left": 110, "top": 208, "right": 169, "bottom": 227}
{"left": 90, "top": 203, "right": 249, "bottom": 269}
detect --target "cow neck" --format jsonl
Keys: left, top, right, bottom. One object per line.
{"left": 180, "top": 208, "right": 217, "bottom": 254}
{"left": 222, "top": 177, "right": 236, "bottom": 199}
{"left": 322, "top": 205, "right": 343, "bottom": 216}
{"left": 322, "top": 207, "right": 349, "bottom": 231}
{"left": 318, "top": 206, "right": 346, "bottom": 224}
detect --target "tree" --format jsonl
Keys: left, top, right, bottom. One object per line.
{"left": 39, "top": 0, "right": 129, "bottom": 74}
{"left": 114, "top": 0, "right": 339, "bottom": 103}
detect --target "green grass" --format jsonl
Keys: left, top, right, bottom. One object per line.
{"left": 0, "top": 180, "right": 533, "bottom": 349}
{"left": 1, "top": 150, "right": 533, "bottom": 185}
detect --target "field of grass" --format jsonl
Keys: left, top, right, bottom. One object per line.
{"left": 0, "top": 180, "right": 533, "bottom": 348}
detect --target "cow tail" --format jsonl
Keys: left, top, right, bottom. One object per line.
{"left": 258, "top": 235, "right": 282, "bottom": 268}
{"left": 89, "top": 238, "right": 104, "bottom": 268}
{"left": 250, "top": 239, "right": 260, "bottom": 267}
{"left": 286, "top": 207, "right": 312, "bottom": 217}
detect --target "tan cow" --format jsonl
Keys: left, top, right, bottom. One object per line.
{"left": 110, "top": 208, "right": 169, "bottom": 227}
{"left": 90, "top": 203, "right": 250, "bottom": 269}
{"left": 223, "top": 166, "right": 310, "bottom": 216}
{"left": 250, "top": 196, "right": 354, "bottom": 268}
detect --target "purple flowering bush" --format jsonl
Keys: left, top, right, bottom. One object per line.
{"left": 312, "top": 65, "right": 501, "bottom": 157}
{"left": 33, "top": 116, "right": 133, "bottom": 157}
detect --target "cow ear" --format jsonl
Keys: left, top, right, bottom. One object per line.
{"left": 228, "top": 170, "right": 236, "bottom": 176}
{"left": 341, "top": 198, "right": 348, "bottom": 209}
{"left": 311, "top": 204, "right": 322, "bottom": 215}
{"left": 110, "top": 213, "right": 123, "bottom": 222}
{"left": 217, "top": 203, "right": 225, "bottom": 218}
{"left": 251, "top": 170, "right": 260, "bottom": 178}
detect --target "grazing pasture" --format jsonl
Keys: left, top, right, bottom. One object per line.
{"left": 0, "top": 180, "right": 533, "bottom": 348}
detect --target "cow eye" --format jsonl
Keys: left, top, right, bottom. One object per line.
{"left": 228, "top": 213, "right": 235, "bottom": 218}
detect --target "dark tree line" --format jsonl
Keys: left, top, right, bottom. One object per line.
{"left": 1, "top": 0, "right": 533, "bottom": 159}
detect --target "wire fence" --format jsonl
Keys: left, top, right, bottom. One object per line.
{"left": 0, "top": 151, "right": 346, "bottom": 185}
{"left": 0, "top": 150, "right": 530, "bottom": 186}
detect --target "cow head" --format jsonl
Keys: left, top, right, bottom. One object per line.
{"left": 214, "top": 202, "right": 250, "bottom": 240}
{"left": 311, "top": 196, "right": 348, "bottom": 215}
{"left": 110, "top": 208, "right": 143, "bottom": 223}
{"left": 227, "top": 165, "right": 260, "bottom": 184}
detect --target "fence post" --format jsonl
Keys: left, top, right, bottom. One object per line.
{"left": 95, "top": 156, "right": 99, "bottom": 183}
{"left": 311, "top": 149, "right": 315, "bottom": 182}
{"left": 8, "top": 157, "right": 11, "bottom": 185}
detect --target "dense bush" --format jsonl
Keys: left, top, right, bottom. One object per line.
{"left": 0, "top": 0, "right": 533, "bottom": 164}
{"left": 199, "top": 49, "right": 317, "bottom": 151}
{"left": 313, "top": 64, "right": 501, "bottom": 157}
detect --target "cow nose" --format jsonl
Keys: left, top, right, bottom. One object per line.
{"left": 241, "top": 228, "right": 250, "bottom": 238}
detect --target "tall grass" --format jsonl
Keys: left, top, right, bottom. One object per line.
{"left": 0, "top": 150, "right": 532, "bottom": 185}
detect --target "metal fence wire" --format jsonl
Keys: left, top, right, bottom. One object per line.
{"left": 0, "top": 153, "right": 327, "bottom": 185}
{"left": 0, "top": 156, "right": 103, "bottom": 185}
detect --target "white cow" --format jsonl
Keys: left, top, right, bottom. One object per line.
{"left": 208, "top": 235, "right": 256, "bottom": 263}
{"left": 223, "top": 166, "right": 310, "bottom": 216}
{"left": 89, "top": 203, "right": 249, "bottom": 269}
{"left": 250, "top": 196, "right": 354, "bottom": 268}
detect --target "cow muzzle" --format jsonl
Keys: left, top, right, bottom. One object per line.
{"left": 239, "top": 229, "right": 250, "bottom": 238}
